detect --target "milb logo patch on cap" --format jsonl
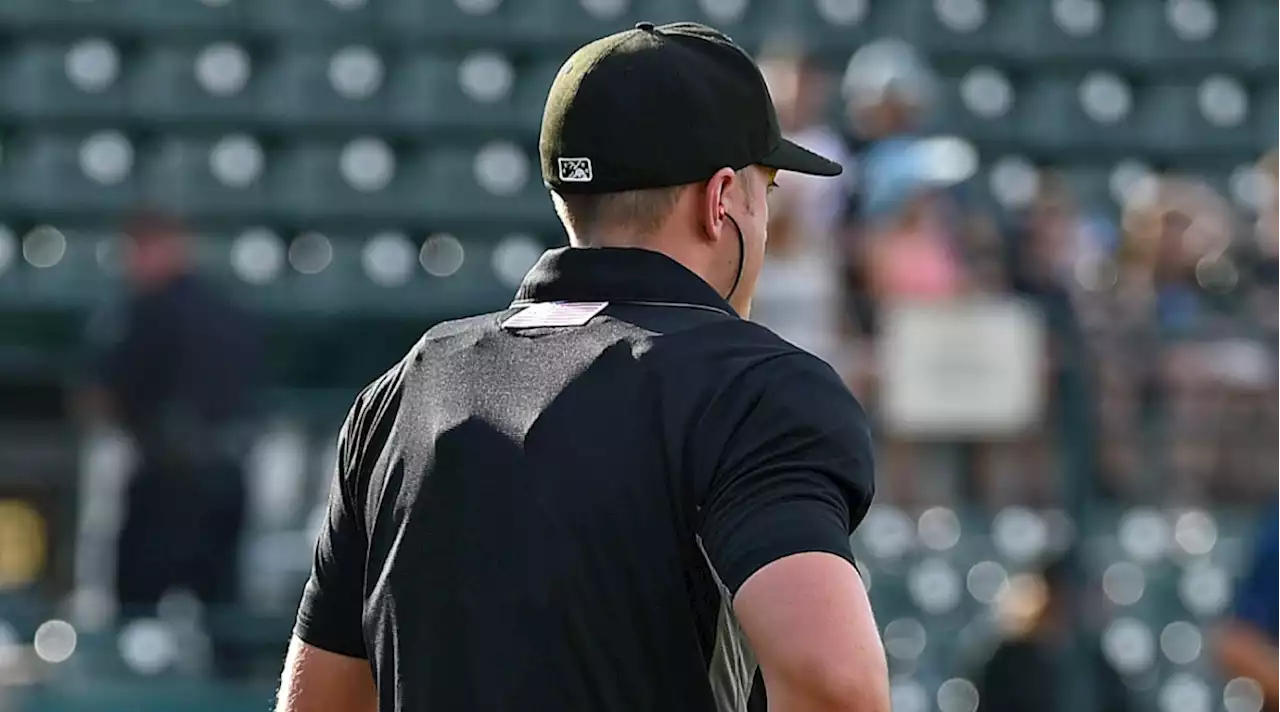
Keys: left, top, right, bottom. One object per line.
{"left": 557, "top": 157, "right": 593, "bottom": 183}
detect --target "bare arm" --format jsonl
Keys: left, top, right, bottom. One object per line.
{"left": 735, "top": 553, "right": 888, "bottom": 712}
{"left": 1214, "top": 621, "right": 1279, "bottom": 707}
{"left": 276, "top": 637, "right": 377, "bottom": 712}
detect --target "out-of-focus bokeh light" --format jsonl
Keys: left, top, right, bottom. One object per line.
{"left": 1159, "top": 621, "right": 1203, "bottom": 665}
{"left": 909, "top": 558, "right": 961, "bottom": 614}
{"left": 1224, "top": 677, "right": 1265, "bottom": 712}
{"left": 966, "top": 560, "right": 1008, "bottom": 604}
{"left": 420, "top": 233, "right": 466, "bottom": 278}
{"left": 937, "top": 678, "right": 980, "bottom": 712}
{"left": 118, "top": 619, "right": 177, "bottom": 676}
{"left": 1104, "top": 618, "right": 1155, "bottom": 675}
{"left": 1118, "top": 508, "right": 1170, "bottom": 563}
{"left": 992, "top": 507, "right": 1049, "bottom": 563}
{"left": 1102, "top": 561, "right": 1146, "bottom": 606}
{"left": 917, "top": 507, "right": 962, "bottom": 551}
{"left": 22, "top": 227, "right": 67, "bottom": 270}
{"left": 491, "top": 233, "right": 543, "bottom": 288}
{"left": 860, "top": 506, "right": 916, "bottom": 561}
{"left": 363, "top": 232, "right": 417, "bottom": 287}
{"left": 1173, "top": 510, "right": 1218, "bottom": 557}
{"left": 1178, "top": 562, "right": 1230, "bottom": 617}
{"left": 33, "top": 620, "right": 76, "bottom": 664}
{"left": 884, "top": 618, "right": 928, "bottom": 661}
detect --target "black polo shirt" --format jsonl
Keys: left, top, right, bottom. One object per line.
{"left": 294, "top": 247, "right": 875, "bottom": 712}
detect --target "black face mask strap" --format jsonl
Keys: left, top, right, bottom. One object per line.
{"left": 724, "top": 213, "right": 745, "bottom": 302}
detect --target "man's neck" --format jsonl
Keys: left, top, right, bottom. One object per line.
{"left": 567, "top": 239, "right": 728, "bottom": 309}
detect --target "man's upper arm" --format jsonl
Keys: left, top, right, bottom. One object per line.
{"left": 735, "top": 553, "right": 886, "bottom": 710}
{"left": 696, "top": 352, "right": 884, "bottom": 709}
{"left": 697, "top": 352, "right": 875, "bottom": 595}
{"left": 293, "top": 399, "right": 370, "bottom": 659}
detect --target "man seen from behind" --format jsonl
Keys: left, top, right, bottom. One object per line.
{"left": 278, "top": 22, "right": 887, "bottom": 712}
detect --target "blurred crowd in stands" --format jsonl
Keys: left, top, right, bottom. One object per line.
{"left": 753, "top": 38, "right": 1277, "bottom": 511}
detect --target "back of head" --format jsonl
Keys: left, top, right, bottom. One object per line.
{"left": 537, "top": 22, "right": 844, "bottom": 315}
{"left": 541, "top": 23, "right": 770, "bottom": 247}
{"left": 550, "top": 185, "right": 690, "bottom": 247}
{"left": 539, "top": 22, "right": 843, "bottom": 241}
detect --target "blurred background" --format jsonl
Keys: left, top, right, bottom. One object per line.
{"left": 0, "top": 0, "right": 1274, "bottom": 711}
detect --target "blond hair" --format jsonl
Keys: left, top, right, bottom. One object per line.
{"left": 551, "top": 186, "right": 687, "bottom": 245}
{"left": 550, "top": 169, "right": 757, "bottom": 245}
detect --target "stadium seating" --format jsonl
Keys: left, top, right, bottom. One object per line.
{"left": 0, "top": 0, "right": 1270, "bottom": 349}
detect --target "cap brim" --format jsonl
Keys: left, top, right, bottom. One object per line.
{"left": 760, "top": 138, "right": 843, "bottom": 177}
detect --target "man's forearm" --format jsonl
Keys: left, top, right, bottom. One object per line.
{"left": 1215, "top": 622, "right": 1279, "bottom": 705}
{"left": 277, "top": 637, "right": 377, "bottom": 712}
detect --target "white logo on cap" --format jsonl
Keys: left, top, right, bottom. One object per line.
{"left": 558, "top": 157, "right": 593, "bottom": 183}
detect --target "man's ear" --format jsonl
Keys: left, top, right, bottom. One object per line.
{"left": 698, "top": 167, "right": 739, "bottom": 245}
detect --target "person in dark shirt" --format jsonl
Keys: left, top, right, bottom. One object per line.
{"left": 79, "top": 210, "right": 264, "bottom": 652}
{"left": 974, "top": 553, "right": 1136, "bottom": 712}
{"left": 1214, "top": 511, "right": 1279, "bottom": 711}
{"left": 279, "top": 22, "right": 886, "bottom": 712}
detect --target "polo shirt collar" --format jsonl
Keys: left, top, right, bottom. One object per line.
{"left": 513, "top": 247, "right": 738, "bottom": 317}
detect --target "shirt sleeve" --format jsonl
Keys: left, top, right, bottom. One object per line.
{"left": 697, "top": 353, "right": 875, "bottom": 595}
{"left": 293, "top": 399, "right": 370, "bottom": 658}
{"left": 1231, "top": 515, "right": 1279, "bottom": 641}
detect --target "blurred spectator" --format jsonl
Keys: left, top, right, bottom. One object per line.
{"left": 863, "top": 188, "right": 966, "bottom": 302}
{"left": 1115, "top": 176, "right": 1236, "bottom": 337}
{"left": 973, "top": 553, "right": 1136, "bottom": 712}
{"left": 1248, "top": 151, "right": 1278, "bottom": 331}
{"left": 1108, "top": 176, "right": 1275, "bottom": 502}
{"left": 837, "top": 55, "right": 1018, "bottom": 507}
{"left": 835, "top": 38, "right": 938, "bottom": 348}
{"left": 759, "top": 42, "right": 851, "bottom": 253}
{"left": 828, "top": 40, "right": 948, "bottom": 505}
{"left": 841, "top": 38, "right": 936, "bottom": 144}
{"left": 969, "top": 174, "right": 1094, "bottom": 507}
{"left": 1212, "top": 510, "right": 1278, "bottom": 711}
{"left": 753, "top": 45, "right": 851, "bottom": 365}
{"left": 860, "top": 184, "right": 969, "bottom": 505}
{"left": 75, "top": 210, "right": 265, "bottom": 674}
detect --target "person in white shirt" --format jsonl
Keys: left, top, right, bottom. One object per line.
{"left": 755, "top": 50, "right": 853, "bottom": 367}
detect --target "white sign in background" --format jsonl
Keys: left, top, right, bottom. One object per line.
{"left": 877, "top": 298, "right": 1047, "bottom": 438}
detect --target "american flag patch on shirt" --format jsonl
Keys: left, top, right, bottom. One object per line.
{"left": 502, "top": 301, "right": 609, "bottom": 329}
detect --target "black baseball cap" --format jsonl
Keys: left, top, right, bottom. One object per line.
{"left": 541, "top": 21, "right": 843, "bottom": 195}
